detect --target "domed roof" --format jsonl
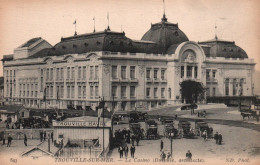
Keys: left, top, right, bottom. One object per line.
{"left": 141, "top": 14, "right": 189, "bottom": 53}
{"left": 198, "top": 37, "right": 248, "bottom": 58}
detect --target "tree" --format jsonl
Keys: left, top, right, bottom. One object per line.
{"left": 180, "top": 80, "right": 205, "bottom": 114}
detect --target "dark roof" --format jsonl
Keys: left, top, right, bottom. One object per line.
{"left": 198, "top": 37, "right": 248, "bottom": 58}
{"left": 141, "top": 14, "right": 189, "bottom": 53}
{"left": 20, "top": 37, "right": 41, "bottom": 48}
{"left": 29, "top": 30, "right": 159, "bottom": 59}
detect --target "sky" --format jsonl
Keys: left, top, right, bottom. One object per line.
{"left": 0, "top": 0, "right": 260, "bottom": 76}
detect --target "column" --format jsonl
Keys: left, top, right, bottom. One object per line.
{"left": 192, "top": 66, "right": 195, "bottom": 78}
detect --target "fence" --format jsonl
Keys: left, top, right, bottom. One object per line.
{"left": 2, "top": 128, "right": 53, "bottom": 140}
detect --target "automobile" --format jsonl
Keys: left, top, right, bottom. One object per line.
{"left": 178, "top": 120, "right": 195, "bottom": 138}
{"left": 145, "top": 119, "right": 158, "bottom": 140}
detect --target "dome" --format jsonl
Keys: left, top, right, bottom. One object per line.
{"left": 198, "top": 37, "right": 248, "bottom": 58}
{"left": 141, "top": 14, "right": 189, "bottom": 53}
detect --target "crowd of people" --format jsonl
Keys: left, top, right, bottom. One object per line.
{"left": 118, "top": 144, "right": 136, "bottom": 158}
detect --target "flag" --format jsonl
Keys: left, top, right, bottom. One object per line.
{"left": 73, "top": 20, "right": 76, "bottom": 24}
{"left": 43, "top": 87, "right": 46, "bottom": 101}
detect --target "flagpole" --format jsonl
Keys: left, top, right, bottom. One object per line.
{"left": 93, "top": 17, "right": 96, "bottom": 32}
{"left": 102, "top": 96, "right": 105, "bottom": 157}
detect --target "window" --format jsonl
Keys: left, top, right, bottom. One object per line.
{"left": 206, "top": 88, "right": 210, "bottom": 96}
{"left": 22, "top": 112, "right": 24, "bottom": 117}
{"left": 46, "top": 69, "right": 49, "bottom": 80}
{"left": 61, "top": 68, "right": 64, "bottom": 79}
{"left": 56, "top": 68, "right": 59, "bottom": 80}
{"left": 121, "top": 66, "right": 126, "bottom": 79}
{"left": 78, "top": 67, "right": 81, "bottom": 79}
{"left": 71, "top": 67, "right": 75, "bottom": 79}
{"left": 41, "top": 69, "right": 43, "bottom": 76}
{"left": 112, "top": 86, "right": 117, "bottom": 97}
{"left": 161, "top": 69, "right": 165, "bottom": 80}
{"left": 194, "top": 66, "right": 198, "bottom": 78}
{"left": 146, "top": 69, "right": 151, "bottom": 79}
{"left": 67, "top": 68, "right": 70, "bottom": 79}
{"left": 95, "top": 86, "right": 98, "bottom": 97}
{"left": 121, "top": 86, "right": 126, "bottom": 98}
{"left": 168, "top": 88, "right": 171, "bottom": 99}
{"left": 67, "top": 86, "right": 70, "bottom": 98}
{"left": 71, "top": 86, "right": 74, "bottom": 98}
{"left": 212, "top": 87, "right": 216, "bottom": 96}
{"left": 90, "top": 66, "right": 94, "bottom": 80}
{"left": 13, "top": 70, "right": 16, "bottom": 77}
{"left": 161, "top": 88, "right": 165, "bottom": 98}
{"left": 146, "top": 88, "right": 150, "bottom": 97}
{"left": 233, "top": 79, "right": 237, "bottom": 95}
{"left": 83, "top": 67, "right": 86, "bottom": 79}
{"left": 95, "top": 66, "right": 99, "bottom": 79}
{"left": 206, "top": 69, "right": 210, "bottom": 80}
{"left": 154, "top": 69, "right": 158, "bottom": 79}
{"left": 61, "top": 86, "right": 64, "bottom": 98}
{"left": 78, "top": 86, "right": 81, "bottom": 98}
{"left": 130, "top": 101, "right": 136, "bottom": 110}
{"left": 90, "top": 86, "right": 94, "bottom": 97}
{"left": 225, "top": 79, "right": 229, "bottom": 96}
{"left": 181, "top": 66, "right": 184, "bottom": 78}
{"left": 130, "top": 66, "right": 135, "bottom": 79}
{"left": 239, "top": 79, "right": 244, "bottom": 95}
{"left": 187, "top": 66, "right": 192, "bottom": 78}
{"left": 130, "top": 86, "right": 135, "bottom": 97}
{"left": 112, "top": 66, "right": 117, "bottom": 79}
{"left": 50, "top": 86, "right": 53, "bottom": 98}
{"left": 154, "top": 88, "right": 158, "bottom": 98}
{"left": 212, "top": 70, "right": 216, "bottom": 79}
{"left": 83, "top": 86, "right": 86, "bottom": 98}
{"left": 50, "top": 68, "right": 53, "bottom": 80}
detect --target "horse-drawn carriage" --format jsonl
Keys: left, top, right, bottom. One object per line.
{"left": 240, "top": 109, "right": 259, "bottom": 121}
{"left": 129, "top": 111, "right": 148, "bottom": 123}
{"left": 164, "top": 122, "right": 179, "bottom": 138}
{"left": 129, "top": 123, "right": 144, "bottom": 139}
{"left": 195, "top": 120, "right": 213, "bottom": 138}
{"left": 145, "top": 120, "right": 158, "bottom": 140}
{"left": 178, "top": 120, "right": 195, "bottom": 138}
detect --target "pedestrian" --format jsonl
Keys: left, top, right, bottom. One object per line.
{"left": 24, "top": 134, "right": 27, "bottom": 146}
{"left": 40, "top": 131, "right": 43, "bottom": 142}
{"left": 131, "top": 134, "right": 135, "bottom": 146}
{"left": 160, "top": 140, "right": 164, "bottom": 151}
{"left": 7, "top": 134, "right": 12, "bottom": 147}
{"left": 124, "top": 145, "right": 129, "bottom": 158}
{"left": 130, "top": 145, "right": 135, "bottom": 158}
{"left": 161, "top": 151, "right": 166, "bottom": 161}
{"left": 118, "top": 145, "right": 124, "bottom": 158}
{"left": 202, "top": 130, "right": 207, "bottom": 141}
{"left": 2, "top": 133, "right": 5, "bottom": 145}
{"left": 214, "top": 132, "right": 219, "bottom": 144}
{"left": 136, "top": 135, "right": 140, "bottom": 146}
{"left": 175, "top": 114, "right": 178, "bottom": 120}
{"left": 186, "top": 150, "right": 192, "bottom": 160}
{"left": 43, "top": 131, "right": 46, "bottom": 141}
{"left": 51, "top": 132, "right": 53, "bottom": 143}
{"left": 167, "top": 152, "right": 171, "bottom": 161}
{"left": 126, "top": 133, "right": 131, "bottom": 143}
{"left": 218, "top": 133, "right": 222, "bottom": 145}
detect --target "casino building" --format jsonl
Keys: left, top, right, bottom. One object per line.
{"left": 2, "top": 14, "right": 256, "bottom": 111}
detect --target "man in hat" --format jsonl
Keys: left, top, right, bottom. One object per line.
{"left": 218, "top": 133, "right": 222, "bottom": 145}
{"left": 214, "top": 132, "right": 219, "bottom": 144}
{"left": 186, "top": 150, "right": 192, "bottom": 160}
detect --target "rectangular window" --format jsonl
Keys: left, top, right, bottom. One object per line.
{"left": 212, "top": 87, "right": 216, "bottom": 96}
{"left": 225, "top": 79, "right": 229, "bottom": 96}
{"left": 146, "top": 69, "right": 151, "bottom": 79}
{"left": 71, "top": 67, "right": 75, "bottom": 79}
{"left": 83, "top": 66, "right": 86, "bottom": 79}
{"left": 154, "top": 88, "right": 158, "bottom": 98}
{"left": 187, "top": 66, "right": 192, "bottom": 78}
{"left": 61, "top": 86, "right": 64, "bottom": 98}
{"left": 121, "top": 66, "right": 126, "bottom": 79}
{"left": 154, "top": 69, "right": 158, "bottom": 79}
{"left": 50, "top": 68, "right": 53, "bottom": 80}
{"left": 67, "top": 86, "right": 70, "bottom": 98}
{"left": 121, "top": 86, "right": 126, "bottom": 98}
{"left": 71, "top": 86, "right": 74, "bottom": 98}
{"left": 46, "top": 69, "right": 49, "bottom": 80}
{"left": 130, "top": 86, "right": 135, "bottom": 97}
{"left": 61, "top": 68, "right": 64, "bottom": 79}
{"left": 194, "top": 66, "right": 198, "bottom": 78}
{"left": 240, "top": 79, "right": 244, "bottom": 95}
{"left": 78, "top": 86, "right": 81, "bottom": 98}
{"left": 56, "top": 68, "right": 59, "bottom": 80}
{"left": 206, "top": 69, "right": 210, "bottom": 80}
{"left": 50, "top": 86, "right": 53, "bottom": 98}
{"left": 233, "top": 79, "right": 237, "bottom": 96}
{"left": 95, "top": 86, "right": 98, "bottom": 97}
{"left": 35, "top": 91, "right": 38, "bottom": 97}
{"left": 83, "top": 86, "right": 86, "bottom": 98}
{"left": 112, "top": 86, "right": 117, "bottom": 97}
{"left": 181, "top": 66, "right": 184, "bottom": 78}
{"left": 78, "top": 67, "right": 81, "bottom": 79}
{"left": 161, "top": 88, "right": 165, "bottom": 98}
{"left": 130, "top": 101, "right": 136, "bottom": 110}
{"left": 130, "top": 66, "right": 135, "bottom": 79}
{"left": 13, "top": 70, "right": 16, "bottom": 77}
{"left": 95, "top": 66, "right": 99, "bottom": 79}
{"left": 90, "top": 66, "right": 94, "bottom": 80}
{"left": 206, "top": 88, "right": 210, "bottom": 96}
{"left": 212, "top": 70, "right": 216, "bottom": 79}
{"left": 161, "top": 69, "right": 165, "bottom": 80}
{"left": 90, "top": 86, "right": 94, "bottom": 97}
{"left": 146, "top": 88, "right": 150, "bottom": 97}
{"left": 67, "top": 67, "right": 70, "bottom": 79}
{"left": 112, "top": 66, "right": 117, "bottom": 79}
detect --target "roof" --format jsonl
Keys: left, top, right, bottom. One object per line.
{"left": 64, "top": 116, "right": 111, "bottom": 122}
{"left": 21, "top": 141, "right": 59, "bottom": 157}
{"left": 198, "top": 37, "right": 248, "bottom": 58}
{"left": 19, "top": 37, "right": 42, "bottom": 48}
{"left": 29, "top": 29, "right": 159, "bottom": 59}
{"left": 141, "top": 14, "right": 189, "bottom": 53}
{"left": 0, "top": 105, "right": 24, "bottom": 113}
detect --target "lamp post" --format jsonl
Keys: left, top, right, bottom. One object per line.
{"left": 169, "top": 132, "right": 174, "bottom": 156}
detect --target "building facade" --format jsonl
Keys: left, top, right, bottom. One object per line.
{"left": 2, "top": 15, "right": 255, "bottom": 111}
